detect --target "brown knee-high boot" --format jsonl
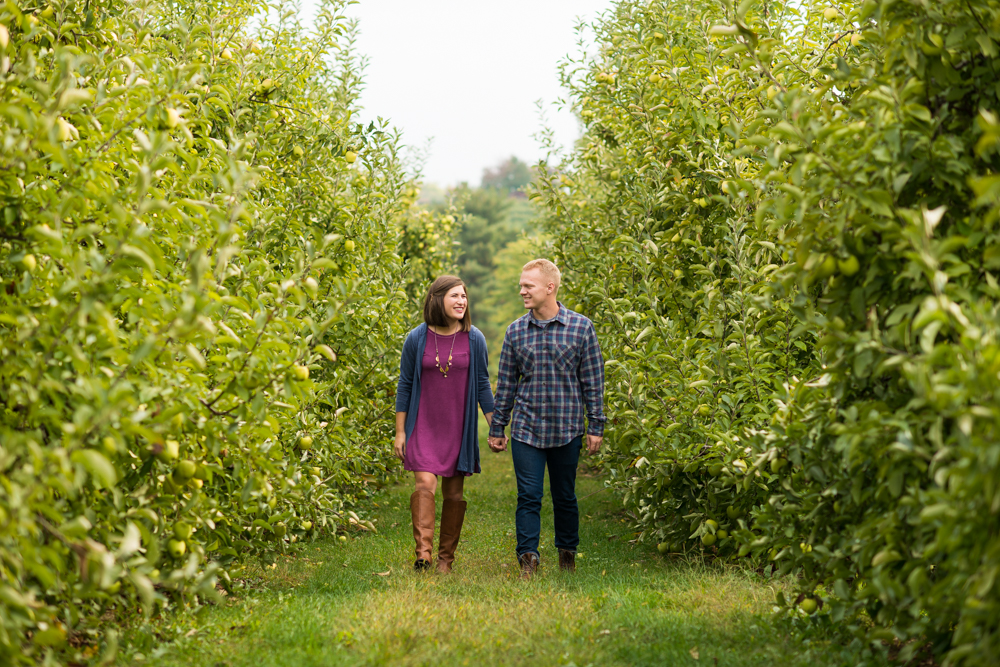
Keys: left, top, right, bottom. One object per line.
{"left": 436, "top": 499, "right": 467, "bottom": 573}
{"left": 410, "top": 490, "right": 436, "bottom": 570}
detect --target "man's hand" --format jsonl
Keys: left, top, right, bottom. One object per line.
{"left": 488, "top": 436, "right": 508, "bottom": 453}
{"left": 585, "top": 434, "right": 603, "bottom": 455}
{"left": 393, "top": 432, "right": 406, "bottom": 460}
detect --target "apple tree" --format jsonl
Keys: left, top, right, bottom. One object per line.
{"left": 0, "top": 0, "right": 451, "bottom": 662}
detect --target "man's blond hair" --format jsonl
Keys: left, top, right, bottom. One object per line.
{"left": 522, "top": 259, "right": 561, "bottom": 289}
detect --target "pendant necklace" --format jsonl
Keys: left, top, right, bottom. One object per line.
{"left": 433, "top": 326, "right": 458, "bottom": 378}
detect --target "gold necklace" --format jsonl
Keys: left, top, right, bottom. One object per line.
{"left": 432, "top": 327, "right": 458, "bottom": 378}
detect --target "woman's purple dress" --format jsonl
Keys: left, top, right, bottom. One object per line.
{"left": 404, "top": 331, "right": 470, "bottom": 477}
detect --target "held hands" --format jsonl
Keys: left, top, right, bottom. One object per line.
{"left": 393, "top": 432, "right": 406, "bottom": 460}
{"left": 585, "top": 434, "right": 603, "bottom": 455}
{"left": 488, "top": 435, "right": 508, "bottom": 453}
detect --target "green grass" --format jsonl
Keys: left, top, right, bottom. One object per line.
{"left": 120, "top": 426, "right": 831, "bottom": 666}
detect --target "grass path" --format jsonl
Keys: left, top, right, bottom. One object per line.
{"left": 136, "top": 432, "right": 808, "bottom": 666}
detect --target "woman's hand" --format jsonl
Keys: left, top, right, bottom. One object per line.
{"left": 394, "top": 432, "right": 406, "bottom": 460}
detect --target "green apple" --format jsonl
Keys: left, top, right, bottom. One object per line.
{"left": 799, "top": 598, "right": 818, "bottom": 614}
{"left": 292, "top": 365, "right": 309, "bottom": 381}
{"left": 344, "top": 151, "right": 357, "bottom": 163}
{"left": 274, "top": 522, "right": 287, "bottom": 537}
{"left": 174, "top": 521, "right": 193, "bottom": 540}
{"left": 838, "top": 255, "right": 860, "bottom": 276}
{"left": 303, "top": 276, "right": 318, "bottom": 297}
{"left": 717, "top": 529, "right": 728, "bottom": 539}
{"left": 56, "top": 117, "right": 76, "bottom": 142}
{"left": 157, "top": 439, "right": 180, "bottom": 462}
{"left": 657, "top": 542, "right": 669, "bottom": 554}
{"left": 816, "top": 254, "right": 837, "bottom": 279}
{"left": 823, "top": 7, "right": 838, "bottom": 20}
{"left": 174, "top": 459, "right": 197, "bottom": 479}
{"left": 705, "top": 519, "right": 718, "bottom": 531}
{"left": 298, "top": 436, "right": 314, "bottom": 450}
{"left": 301, "top": 521, "right": 313, "bottom": 531}
{"left": 167, "top": 539, "right": 187, "bottom": 558}
{"left": 702, "top": 533, "right": 717, "bottom": 547}
{"left": 344, "top": 239, "right": 355, "bottom": 252}
{"left": 166, "top": 108, "right": 182, "bottom": 128}
{"left": 21, "top": 254, "right": 36, "bottom": 273}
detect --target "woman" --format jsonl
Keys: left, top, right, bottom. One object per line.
{"left": 394, "top": 275, "right": 494, "bottom": 573}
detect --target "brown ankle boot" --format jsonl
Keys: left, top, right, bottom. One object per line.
{"left": 518, "top": 552, "right": 539, "bottom": 580}
{"left": 436, "top": 499, "right": 467, "bottom": 573}
{"left": 410, "top": 490, "right": 435, "bottom": 571}
{"left": 558, "top": 549, "right": 576, "bottom": 572}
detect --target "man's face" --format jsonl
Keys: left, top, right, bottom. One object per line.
{"left": 519, "top": 269, "right": 552, "bottom": 310}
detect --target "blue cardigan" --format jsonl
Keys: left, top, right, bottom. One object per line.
{"left": 395, "top": 323, "right": 494, "bottom": 475}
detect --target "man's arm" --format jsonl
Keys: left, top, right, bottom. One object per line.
{"left": 578, "top": 321, "right": 606, "bottom": 453}
{"left": 489, "top": 329, "right": 517, "bottom": 443}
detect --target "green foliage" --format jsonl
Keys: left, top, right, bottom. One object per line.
{"left": 481, "top": 155, "right": 533, "bottom": 193}
{"left": 533, "top": 0, "right": 803, "bottom": 561}
{"left": 535, "top": 0, "right": 1000, "bottom": 663}
{"left": 0, "top": 0, "right": 451, "bottom": 662}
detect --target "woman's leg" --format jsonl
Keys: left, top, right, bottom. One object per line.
{"left": 440, "top": 475, "right": 464, "bottom": 501}
{"left": 437, "top": 475, "right": 467, "bottom": 573}
{"left": 414, "top": 471, "right": 438, "bottom": 495}
{"left": 410, "top": 472, "right": 438, "bottom": 569}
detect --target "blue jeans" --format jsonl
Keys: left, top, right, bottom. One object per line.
{"left": 511, "top": 436, "right": 582, "bottom": 558}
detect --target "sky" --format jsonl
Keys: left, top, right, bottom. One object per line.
{"left": 302, "top": 0, "right": 614, "bottom": 188}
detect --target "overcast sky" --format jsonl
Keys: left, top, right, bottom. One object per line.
{"left": 303, "top": 0, "right": 613, "bottom": 187}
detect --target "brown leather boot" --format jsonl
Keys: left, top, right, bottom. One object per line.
{"left": 436, "top": 499, "right": 467, "bottom": 573}
{"left": 410, "top": 490, "right": 435, "bottom": 571}
{"left": 558, "top": 549, "right": 576, "bottom": 572}
{"left": 518, "top": 552, "right": 539, "bottom": 580}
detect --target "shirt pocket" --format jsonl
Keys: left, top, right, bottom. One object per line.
{"left": 553, "top": 341, "right": 579, "bottom": 372}
{"left": 514, "top": 343, "right": 535, "bottom": 375}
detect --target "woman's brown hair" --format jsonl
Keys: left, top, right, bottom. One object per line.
{"left": 423, "top": 275, "right": 471, "bottom": 332}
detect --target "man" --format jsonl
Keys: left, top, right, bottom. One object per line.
{"left": 488, "top": 259, "right": 605, "bottom": 579}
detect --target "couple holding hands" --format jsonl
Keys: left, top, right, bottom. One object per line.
{"left": 394, "top": 259, "right": 605, "bottom": 579}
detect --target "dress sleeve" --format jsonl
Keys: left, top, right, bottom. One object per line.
{"left": 395, "top": 331, "right": 415, "bottom": 413}
{"left": 475, "top": 330, "right": 495, "bottom": 414}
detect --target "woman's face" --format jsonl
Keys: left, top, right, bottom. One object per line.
{"left": 443, "top": 285, "right": 468, "bottom": 324}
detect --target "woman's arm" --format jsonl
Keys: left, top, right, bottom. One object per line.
{"left": 395, "top": 331, "right": 415, "bottom": 413}
{"left": 394, "top": 412, "right": 407, "bottom": 460}
{"left": 475, "top": 330, "right": 495, "bottom": 414}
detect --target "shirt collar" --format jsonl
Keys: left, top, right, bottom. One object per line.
{"left": 528, "top": 302, "right": 568, "bottom": 327}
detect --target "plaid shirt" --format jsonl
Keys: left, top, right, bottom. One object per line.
{"left": 490, "top": 304, "right": 606, "bottom": 448}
